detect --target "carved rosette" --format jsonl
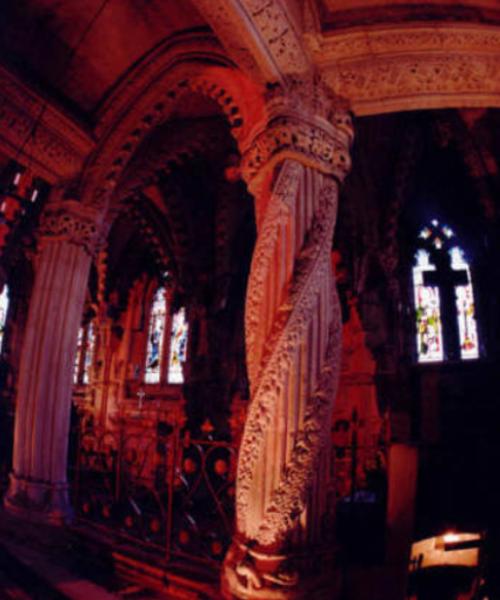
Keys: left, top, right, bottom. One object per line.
{"left": 38, "top": 200, "right": 102, "bottom": 256}
{"left": 223, "top": 79, "right": 353, "bottom": 599}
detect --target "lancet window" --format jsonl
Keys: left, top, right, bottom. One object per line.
{"left": 144, "top": 285, "right": 188, "bottom": 385}
{"left": 413, "top": 220, "right": 479, "bottom": 363}
{"left": 0, "top": 285, "right": 9, "bottom": 355}
{"left": 167, "top": 307, "right": 188, "bottom": 384}
{"left": 73, "top": 321, "right": 96, "bottom": 385}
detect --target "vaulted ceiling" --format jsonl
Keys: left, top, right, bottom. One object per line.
{"left": 4, "top": 1, "right": 500, "bottom": 115}
{"left": 0, "top": 0, "right": 205, "bottom": 115}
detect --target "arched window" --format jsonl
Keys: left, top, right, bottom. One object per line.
{"left": 0, "top": 285, "right": 9, "bottom": 354}
{"left": 74, "top": 321, "right": 96, "bottom": 385}
{"left": 145, "top": 287, "right": 167, "bottom": 384}
{"left": 144, "top": 285, "right": 188, "bottom": 384}
{"left": 413, "top": 220, "right": 479, "bottom": 363}
{"left": 167, "top": 307, "right": 188, "bottom": 384}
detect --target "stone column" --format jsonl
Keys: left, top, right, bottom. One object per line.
{"left": 222, "top": 78, "right": 353, "bottom": 599}
{"left": 4, "top": 199, "right": 101, "bottom": 524}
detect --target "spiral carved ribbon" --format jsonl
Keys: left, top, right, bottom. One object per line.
{"left": 236, "top": 152, "right": 348, "bottom": 547}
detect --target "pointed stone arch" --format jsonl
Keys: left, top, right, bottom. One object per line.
{"left": 78, "top": 37, "right": 263, "bottom": 216}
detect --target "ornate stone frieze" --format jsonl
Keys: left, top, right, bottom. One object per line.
{"left": 308, "top": 25, "right": 500, "bottom": 115}
{"left": 0, "top": 65, "right": 94, "bottom": 182}
{"left": 312, "top": 25, "right": 500, "bottom": 61}
{"left": 39, "top": 200, "right": 102, "bottom": 255}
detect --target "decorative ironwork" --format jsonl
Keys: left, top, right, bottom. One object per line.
{"left": 72, "top": 420, "right": 237, "bottom": 566}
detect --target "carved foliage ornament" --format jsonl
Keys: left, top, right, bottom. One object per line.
{"left": 242, "top": 77, "right": 354, "bottom": 185}
{"left": 242, "top": 116, "right": 352, "bottom": 184}
{"left": 237, "top": 177, "right": 342, "bottom": 545}
{"left": 39, "top": 202, "right": 102, "bottom": 255}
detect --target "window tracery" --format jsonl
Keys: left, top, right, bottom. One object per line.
{"left": 413, "top": 220, "right": 479, "bottom": 363}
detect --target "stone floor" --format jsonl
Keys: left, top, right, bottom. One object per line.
{"left": 0, "top": 510, "right": 191, "bottom": 599}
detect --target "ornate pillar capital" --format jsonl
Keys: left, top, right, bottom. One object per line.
{"left": 38, "top": 199, "right": 104, "bottom": 256}
{"left": 241, "top": 76, "right": 354, "bottom": 189}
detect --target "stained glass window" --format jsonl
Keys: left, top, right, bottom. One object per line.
{"left": 413, "top": 220, "right": 479, "bottom": 363}
{"left": 168, "top": 308, "right": 188, "bottom": 384}
{"left": 83, "top": 322, "right": 95, "bottom": 383}
{"left": 0, "top": 285, "right": 9, "bottom": 355}
{"left": 144, "top": 282, "right": 188, "bottom": 385}
{"left": 450, "top": 247, "right": 479, "bottom": 360}
{"left": 74, "top": 327, "right": 84, "bottom": 384}
{"left": 74, "top": 321, "right": 96, "bottom": 385}
{"left": 145, "top": 287, "right": 167, "bottom": 384}
{"left": 413, "top": 250, "right": 444, "bottom": 362}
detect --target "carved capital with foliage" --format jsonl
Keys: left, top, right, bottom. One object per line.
{"left": 39, "top": 200, "right": 103, "bottom": 255}
{"left": 241, "top": 76, "right": 354, "bottom": 187}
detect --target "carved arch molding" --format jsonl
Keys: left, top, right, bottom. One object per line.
{"left": 7, "top": 22, "right": 500, "bottom": 216}
{"left": 79, "top": 34, "right": 263, "bottom": 215}
{"left": 308, "top": 23, "right": 500, "bottom": 116}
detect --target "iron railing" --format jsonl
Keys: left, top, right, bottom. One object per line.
{"left": 72, "top": 418, "right": 388, "bottom": 567}
{"left": 72, "top": 421, "right": 237, "bottom": 567}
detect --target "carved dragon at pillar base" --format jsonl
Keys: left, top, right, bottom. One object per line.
{"left": 222, "top": 535, "right": 341, "bottom": 600}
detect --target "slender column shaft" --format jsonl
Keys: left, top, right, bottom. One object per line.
{"left": 5, "top": 200, "right": 100, "bottom": 523}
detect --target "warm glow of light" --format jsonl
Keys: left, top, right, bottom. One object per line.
{"left": 443, "top": 532, "right": 460, "bottom": 544}
{"left": 409, "top": 532, "right": 482, "bottom": 572}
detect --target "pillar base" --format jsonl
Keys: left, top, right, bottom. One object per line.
{"left": 4, "top": 472, "right": 73, "bottom": 525}
{"left": 221, "top": 539, "right": 342, "bottom": 600}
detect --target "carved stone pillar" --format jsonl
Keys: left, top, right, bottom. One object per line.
{"left": 4, "top": 199, "right": 101, "bottom": 523}
{"left": 222, "top": 78, "right": 354, "bottom": 599}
